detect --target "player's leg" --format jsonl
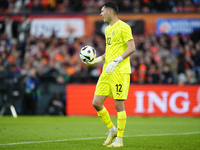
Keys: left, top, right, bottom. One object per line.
{"left": 116, "top": 101, "right": 126, "bottom": 140}
{"left": 115, "top": 99, "right": 126, "bottom": 140}
{"left": 107, "top": 73, "right": 129, "bottom": 147}
{"left": 92, "top": 95, "right": 106, "bottom": 111}
{"left": 107, "top": 100, "right": 126, "bottom": 147}
{"left": 92, "top": 95, "right": 113, "bottom": 128}
{"left": 92, "top": 95, "right": 117, "bottom": 146}
{"left": 93, "top": 74, "right": 117, "bottom": 146}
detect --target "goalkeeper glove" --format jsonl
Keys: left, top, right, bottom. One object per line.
{"left": 105, "top": 56, "right": 123, "bottom": 73}
{"left": 84, "top": 56, "right": 104, "bottom": 65}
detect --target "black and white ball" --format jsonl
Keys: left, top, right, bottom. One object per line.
{"left": 79, "top": 46, "right": 96, "bottom": 63}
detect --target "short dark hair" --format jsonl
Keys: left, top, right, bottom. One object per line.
{"left": 102, "top": 1, "right": 119, "bottom": 14}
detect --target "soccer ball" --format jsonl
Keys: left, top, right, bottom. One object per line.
{"left": 79, "top": 45, "right": 96, "bottom": 63}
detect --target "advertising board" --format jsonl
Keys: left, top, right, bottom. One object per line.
{"left": 156, "top": 19, "right": 200, "bottom": 35}
{"left": 66, "top": 84, "right": 200, "bottom": 117}
{"left": 30, "top": 18, "right": 85, "bottom": 38}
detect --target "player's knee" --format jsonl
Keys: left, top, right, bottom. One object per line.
{"left": 92, "top": 100, "right": 99, "bottom": 109}
{"left": 115, "top": 102, "right": 124, "bottom": 112}
{"left": 92, "top": 100, "right": 103, "bottom": 111}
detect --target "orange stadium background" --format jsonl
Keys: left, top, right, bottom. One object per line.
{"left": 66, "top": 84, "right": 200, "bottom": 117}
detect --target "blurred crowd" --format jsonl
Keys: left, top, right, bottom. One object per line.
{"left": 0, "top": 0, "right": 200, "bottom": 14}
{"left": 131, "top": 32, "right": 200, "bottom": 85}
{"left": 0, "top": 15, "right": 200, "bottom": 86}
{"left": 0, "top": 0, "right": 199, "bottom": 86}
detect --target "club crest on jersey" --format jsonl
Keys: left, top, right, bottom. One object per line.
{"left": 112, "top": 31, "right": 115, "bottom": 36}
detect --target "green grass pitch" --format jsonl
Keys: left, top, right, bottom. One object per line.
{"left": 0, "top": 116, "right": 200, "bottom": 150}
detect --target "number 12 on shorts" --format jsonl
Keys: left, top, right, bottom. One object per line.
{"left": 116, "top": 84, "right": 122, "bottom": 93}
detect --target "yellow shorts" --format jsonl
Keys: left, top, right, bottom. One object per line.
{"left": 95, "top": 72, "right": 130, "bottom": 100}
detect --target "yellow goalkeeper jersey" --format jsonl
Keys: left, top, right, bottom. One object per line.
{"left": 103, "top": 20, "right": 133, "bottom": 74}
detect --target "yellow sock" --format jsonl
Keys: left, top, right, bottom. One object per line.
{"left": 117, "top": 111, "right": 127, "bottom": 138}
{"left": 97, "top": 107, "right": 114, "bottom": 129}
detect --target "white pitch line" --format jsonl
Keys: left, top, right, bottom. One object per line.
{"left": 0, "top": 132, "right": 199, "bottom": 146}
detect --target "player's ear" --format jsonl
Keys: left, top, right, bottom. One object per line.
{"left": 108, "top": 9, "right": 112, "bottom": 14}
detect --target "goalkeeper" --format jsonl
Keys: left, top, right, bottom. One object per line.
{"left": 84, "top": 1, "right": 135, "bottom": 147}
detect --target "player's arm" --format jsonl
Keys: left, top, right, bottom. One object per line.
{"left": 105, "top": 40, "right": 135, "bottom": 73}
{"left": 84, "top": 53, "right": 105, "bottom": 65}
{"left": 121, "top": 39, "right": 135, "bottom": 59}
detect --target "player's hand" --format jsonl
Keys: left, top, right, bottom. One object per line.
{"left": 105, "top": 56, "right": 123, "bottom": 73}
{"left": 83, "top": 56, "right": 103, "bottom": 65}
